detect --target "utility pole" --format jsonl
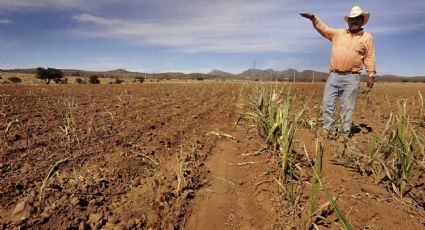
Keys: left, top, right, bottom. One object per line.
{"left": 293, "top": 69, "right": 296, "bottom": 83}
{"left": 312, "top": 71, "right": 315, "bottom": 83}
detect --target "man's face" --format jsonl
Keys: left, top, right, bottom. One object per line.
{"left": 348, "top": 16, "right": 364, "bottom": 31}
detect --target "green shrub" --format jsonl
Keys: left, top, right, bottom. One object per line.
{"left": 75, "top": 78, "right": 83, "bottom": 84}
{"left": 53, "top": 77, "right": 67, "bottom": 84}
{"left": 135, "top": 76, "right": 145, "bottom": 83}
{"left": 89, "top": 75, "right": 100, "bottom": 84}
{"left": 114, "top": 79, "right": 124, "bottom": 84}
{"left": 8, "top": 77, "right": 22, "bottom": 83}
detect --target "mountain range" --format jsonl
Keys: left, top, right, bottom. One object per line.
{"left": 2, "top": 68, "right": 425, "bottom": 82}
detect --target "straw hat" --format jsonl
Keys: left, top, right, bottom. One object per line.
{"left": 344, "top": 6, "right": 370, "bottom": 26}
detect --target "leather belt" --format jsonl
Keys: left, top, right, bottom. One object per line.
{"left": 330, "top": 70, "right": 361, "bottom": 75}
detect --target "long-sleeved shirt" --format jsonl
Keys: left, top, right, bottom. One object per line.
{"left": 312, "top": 17, "right": 376, "bottom": 77}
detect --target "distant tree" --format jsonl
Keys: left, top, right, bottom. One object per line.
{"left": 114, "top": 79, "right": 124, "bottom": 84}
{"left": 135, "top": 76, "right": 145, "bottom": 83}
{"left": 402, "top": 79, "right": 408, "bottom": 83}
{"left": 75, "top": 78, "right": 83, "bottom": 84}
{"left": 36, "top": 67, "right": 64, "bottom": 84}
{"left": 89, "top": 75, "right": 100, "bottom": 84}
{"left": 8, "top": 77, "right": 22, "bottom": 83}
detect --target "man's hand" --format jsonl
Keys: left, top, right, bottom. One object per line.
{"left": 300, "top": 13, "right": 315, "bottom": 20}
{"left": 367, "top": 76, "right": 375, "bottom": 88}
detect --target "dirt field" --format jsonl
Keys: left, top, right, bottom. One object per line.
{"left": 1, "top": 82, "right": 424, "bottom": 229}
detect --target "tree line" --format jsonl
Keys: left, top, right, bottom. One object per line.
{"left": 34, "top": 67, "right": 145, "bottom": 84}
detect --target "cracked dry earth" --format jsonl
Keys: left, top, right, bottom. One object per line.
{"left": 1, "top": 82, "right": 424, "bottom": 229}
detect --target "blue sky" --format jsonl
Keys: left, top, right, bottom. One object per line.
{"left": 0, "top": 0, "right": 424, "bottom": 76}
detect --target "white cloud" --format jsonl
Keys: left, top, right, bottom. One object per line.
{"left": 2, "top": 0, "right": 423, "bottom": 53}
{"left": 71, "top": 1, "right": 324, "bottom": 53}
{"left": 68, "top": 1, "right": 425, "bottom": 53}
{"left": 0, "top": 19, "right": 12, "bottom": 24}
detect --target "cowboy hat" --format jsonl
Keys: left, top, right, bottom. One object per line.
{"left": 344, "top": 6, "right": 370, "bottom": 26}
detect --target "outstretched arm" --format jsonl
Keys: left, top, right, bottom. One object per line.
{"left": 300, "top": 12, "right": 337, "bottom": 41}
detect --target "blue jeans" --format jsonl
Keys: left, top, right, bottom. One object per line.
{"left": 323, "top": 72, "right": 360, "bottom": 134}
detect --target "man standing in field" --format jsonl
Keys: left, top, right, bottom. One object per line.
{"left": 300, "top": 6, "right": 376, "bottom": 139}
